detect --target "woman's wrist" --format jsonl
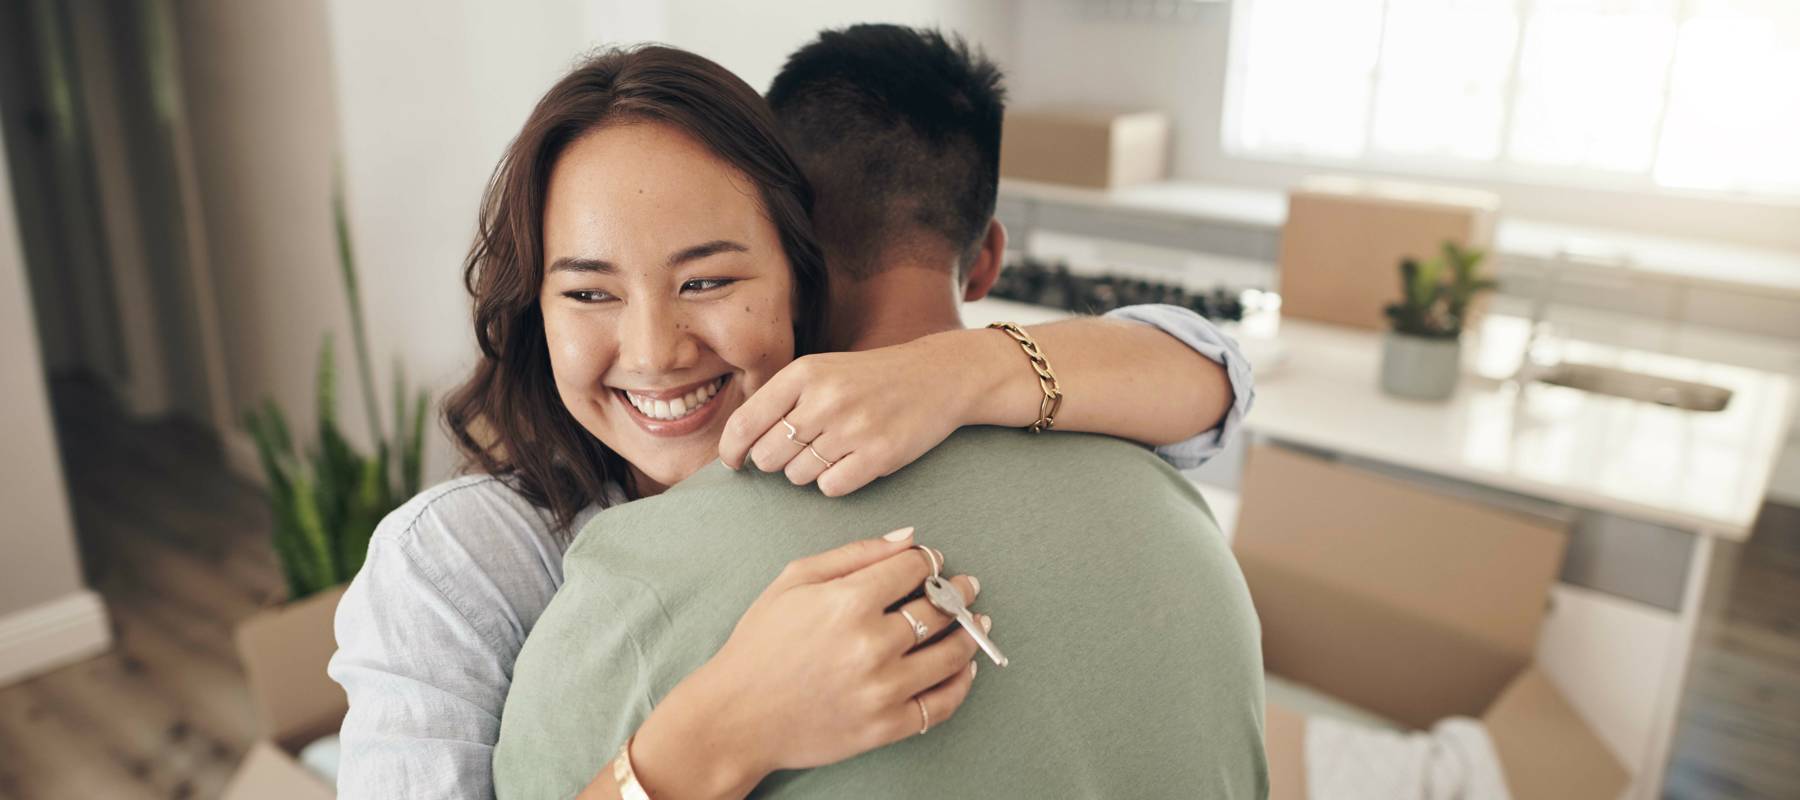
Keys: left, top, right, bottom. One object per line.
{"left": 626, "top": 661, "right": 768, "bottom": 800}
{"left": 948, "top": 325, "right": 1048, "bottom": 429}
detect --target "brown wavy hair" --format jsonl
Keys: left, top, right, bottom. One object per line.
{"left": 443, "top": 46, "right": 830, "bottom": 535}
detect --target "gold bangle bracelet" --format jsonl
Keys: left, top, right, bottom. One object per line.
{"left": 611, "top": 736, "right": 652, "bottom": 800}
{"left": 987, "top": 321, "right": 1063, "bottom": 432}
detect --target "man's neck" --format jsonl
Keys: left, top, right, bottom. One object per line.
{"left": 828, "top": 263, "right": 966, "bottom": 352}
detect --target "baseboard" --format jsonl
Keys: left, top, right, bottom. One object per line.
{"left": 0, "top": 589, "right": 112, "bottom": 687}
{"left": 223, "top": 428, "right": 267, "bottom": 489}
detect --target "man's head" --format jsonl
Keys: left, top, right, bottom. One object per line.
{"left": 768, "top": 25, "right": 1006, "bottom": 297}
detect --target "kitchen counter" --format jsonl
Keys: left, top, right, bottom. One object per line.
{"left": 965, "top": 296, "right": 1795, "bottom": 540}
{"left": 1251, "top": 315, "right": 1793, "bottom": 540}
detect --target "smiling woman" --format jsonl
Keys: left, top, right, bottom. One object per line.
{"left": 537, "top": 122, "right": 801, "bottom": 494}
{"left": 441, "top": 49, "right": 829, "bottom": 524}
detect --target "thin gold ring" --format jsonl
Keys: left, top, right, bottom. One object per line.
{"left": 915, "top": 697, "right": 931, "bottom": 735}
{"left": 781, "top": 417, "right": 812, "bottom": 446}
{"left": 804, "top": 444, "right": 835, "bottom": 469}
{"left": 898, "top": 608, "right": 929, "bottom": 644}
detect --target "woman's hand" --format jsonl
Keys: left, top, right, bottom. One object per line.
{"left": 622, "top": 529, "right": 986, "bottom": 799}
{"left": 720, "top": 315, "right": 1234, "bottom": 497}
{"left": 719, "top": 333, "right": 990, "bottom": 497}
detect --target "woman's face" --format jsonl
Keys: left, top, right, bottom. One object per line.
{"left": 540, "top": 121, "right": 796, "bottom": 493}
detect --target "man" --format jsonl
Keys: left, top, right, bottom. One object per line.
{"left": 494, "top": 25, "right": 1267, "bottom": 798}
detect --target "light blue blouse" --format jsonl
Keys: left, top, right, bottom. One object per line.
{"left": 328, "top": 305, "right": 1253, "bottom": 799}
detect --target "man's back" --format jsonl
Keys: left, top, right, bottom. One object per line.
{"left": 495, "top": 428, "right": 1267, "bottom": 798}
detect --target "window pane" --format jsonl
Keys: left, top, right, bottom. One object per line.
{"left": 1232, "top": 0, "right": 1387, "bottom": 159}
{"left": 1655, "top": 0, "right": 1800, "bottom": 194}
{"left": 1508, "top": 0, "right": 1680, "bottom": 173}
{"left": 1371, "top": 0, "right": 1521, "bottom": 160}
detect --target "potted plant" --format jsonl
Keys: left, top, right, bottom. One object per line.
{"left": 1379, "top": 241, "right": 1496, "bottom": 401}
{"left": 225, "top": 188, "right": 429, "bottom": 786}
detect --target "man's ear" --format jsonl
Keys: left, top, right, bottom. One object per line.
{"left": 961, "top": 218, "right": 1007, "bottom": 302}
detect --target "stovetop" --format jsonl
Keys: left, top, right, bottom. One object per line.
{"left": 988, "top": 257, "right": 1254, "bottom": 322}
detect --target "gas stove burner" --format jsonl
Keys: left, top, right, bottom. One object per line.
{"left": 990, "top": 257, "right": 1254, "bottom": 322}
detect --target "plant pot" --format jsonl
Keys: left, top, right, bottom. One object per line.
{"left": 1380, "top": 332, "right": 1462, "bottom": 401}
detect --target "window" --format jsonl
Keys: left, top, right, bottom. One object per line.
{"left": 1225, "top": 0, "right": 1800, "bottom": 198}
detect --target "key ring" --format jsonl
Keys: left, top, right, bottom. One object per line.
{"left": 912, "top": 544, "right": 940, "bottom": 577}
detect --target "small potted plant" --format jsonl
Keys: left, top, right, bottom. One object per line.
{"left": 1380, "top": 241, "right": 1496, "bottom": 401}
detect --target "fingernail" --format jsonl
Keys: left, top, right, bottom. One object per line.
{"left": 980, "top": 614, "right": 993, "bottom": 633}
{"left": 883, "top": 527, "right": 915, "bottom": 542}
{"left": 970, "top": 660, "right": 978, "bottom": 679}
{"left": 968, "top": 575, "right": 981, "bottom": 596}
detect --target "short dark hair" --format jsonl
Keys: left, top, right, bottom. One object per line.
{"left": 445, "top": 46, "right": 830, "bottom": 534}
{"left": 767, "top": 25, "right": 1005, "bottom": 280}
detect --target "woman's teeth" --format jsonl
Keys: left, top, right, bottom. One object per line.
{"left": 624, "top": 377, "right": 725, "bottom": 421}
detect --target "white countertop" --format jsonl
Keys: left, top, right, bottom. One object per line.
{"left": 964, "top": 297, "right": 1795, "bottom": 539}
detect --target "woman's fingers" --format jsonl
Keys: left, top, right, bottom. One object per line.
{"left": 720, "top": 365, "right": 804, "bottom": 469}
{"left": 772, "top": 527, "right": 915, "bottom": 588}
{"left": 841, "top": 546, "right": 942, "bottom": 608}
{"left": 894, "top": 614, "right": 986, "bottom": 706}
{"left": 894, "top": 655, "right": 977, "bottom": 741}
{"left": 746, "top": 417, "right": 808, "bottom": 474}
{"left": 815, "top": 450, "right": 887, "bottom": 498}
{"left": 888, "top": 575, "right": 979, "bottom": 652}
{"left": 783, "top": 432, "right": 842, "bottom": 486}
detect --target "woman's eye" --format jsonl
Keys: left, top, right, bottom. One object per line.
{"left": 681, "top": 278, "right": 736, "bottom": 294}
{"left": 562, "top": 290, "right": 617, "bottom": 304}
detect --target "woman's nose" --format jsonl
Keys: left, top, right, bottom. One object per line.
{"left": 617, "top": 298, "right": 698, "bottom": 375}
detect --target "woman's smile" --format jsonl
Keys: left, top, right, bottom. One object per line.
{"left": 613, "top": 374, "right": 732, "bottom": 436}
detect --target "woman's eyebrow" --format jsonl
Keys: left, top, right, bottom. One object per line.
{"left": 548, "top": 257, "right": 613, "bottom": 274}
{"left": 666, "top": 239, "right": 748, "bottom": 268}
{"left": 546, "top": 240, "right": 747, "bottom": 274}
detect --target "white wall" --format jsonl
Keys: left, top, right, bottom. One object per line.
{"left": 658, "top": 0, "right": 1017, "bottom": 94}
{"left": 174, "top": 0, "right": 358, "bottom": 466}
{"left": 0, "top": 126, "right": 91, "bottom": 618}
{"left": 1007, "top": 2, "right": 1800, "bottom": 252}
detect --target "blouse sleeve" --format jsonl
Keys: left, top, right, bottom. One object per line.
{"left": 1101, "top": 303, "right": 1256, "bottom": 471}
{"left": 328, "top": 478, "right": 569, "bottom": 800}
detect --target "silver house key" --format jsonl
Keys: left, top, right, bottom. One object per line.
{"left": 924, "top": 574, "right": 1008, "bottom": 667}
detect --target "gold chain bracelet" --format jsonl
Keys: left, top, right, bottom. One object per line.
{"left": 987, "top": 322, "right": 1063, "bottom": 432}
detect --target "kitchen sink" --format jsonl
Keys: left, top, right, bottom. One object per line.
{"left": 1531, "top": 362, "right": 1733, "bottom": 412}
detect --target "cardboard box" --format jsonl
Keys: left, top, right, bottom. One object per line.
{"left": 1277, "top": 175, "right": 1499, "bottom": 330}
{"left": 999, "top": 107, "right": 1169, "bottom": 189}
{"left": 221, "top": 585, "right": 346, "bottom": 800}
{"left": 1235, "top": 445, "right": 1628, "bottom": 799}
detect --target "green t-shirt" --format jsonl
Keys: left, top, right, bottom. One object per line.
{"left": 495, "top": 428, "right": 1268, "bottom": 799}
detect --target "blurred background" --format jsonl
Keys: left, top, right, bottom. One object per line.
{"left": 0, "top": 1, "right": 1793, "bottom": 798}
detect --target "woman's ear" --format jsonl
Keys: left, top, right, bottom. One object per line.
{"left": 961, "top": 219, "right": 1007, "bottom": 302}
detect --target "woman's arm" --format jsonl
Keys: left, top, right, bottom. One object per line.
{"left": 720, "top": 304, "right": 1252, "bottom": 496}
{"left": 330, "top": 479, "right": 570, "bottom": 799}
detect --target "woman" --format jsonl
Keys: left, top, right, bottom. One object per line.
{"left": 330, "top": 44, "right": 1250, "bottom": 799}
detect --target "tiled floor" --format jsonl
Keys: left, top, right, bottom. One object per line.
{"left": 0, "top": 379, "right": 1795, "bottom": 798}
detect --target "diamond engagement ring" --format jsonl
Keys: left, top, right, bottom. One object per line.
{"left": 899, "top": 608, "right": 929, "bottom": 644}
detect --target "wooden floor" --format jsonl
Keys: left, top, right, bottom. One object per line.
{"left": 0, "top": 379, "right": 1795, "bottom": 799}
{"left": 0, "top": 381, "right": 286, "bottom": 800}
